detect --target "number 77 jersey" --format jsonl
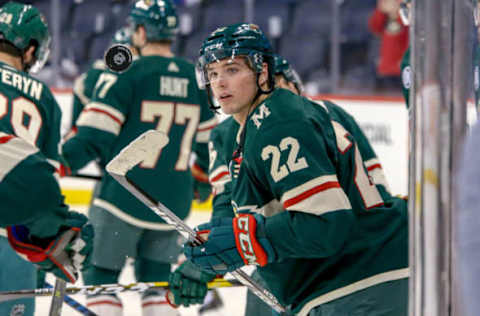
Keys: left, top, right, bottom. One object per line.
{"left": 229, "top": 89, "right": 408, "bottom": 312}
{"left": 63, "top": 56, "right": 217, "bottom": 225}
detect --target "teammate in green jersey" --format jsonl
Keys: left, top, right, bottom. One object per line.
{"left": 399, "top": 0, "right": 411, "bottom": 108}
{"left": 0, "top": 3, "right": 93, "bottom": 316}
{"left": 171, "top": 23, "right": 408, "bottom": 316}
{"left": 169, "top": 54, "right": 396, "bottom": 315}
{"left": 62, "top": 1, "right": 217, "bottom": 315}
{"left": 70, "top": 26, "right": 139, "bottom": 129}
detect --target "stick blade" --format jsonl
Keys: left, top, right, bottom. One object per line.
{"left": 106, "top": 130, "right": 169, "bottom": 176}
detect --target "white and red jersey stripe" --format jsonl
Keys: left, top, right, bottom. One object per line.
{"left": 364, "top": 158, "right": 391, "bottom": 193}
{"left": 280, "top": 175, "right": 352, "bottom": 215}
{"left": 0, "top": 133, "right": 39, "bottom": 182}
{"left": 209, "top": 165, "right": 230, "bottom": 195}
{"left": 76, "top": 102, "right": 125, "bottom": 136}
{"left": 195, "top": 116, "right": 218, "bottom": 143}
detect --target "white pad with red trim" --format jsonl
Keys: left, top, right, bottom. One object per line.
{"left": 86, "top": 294, "right": 123, "bottom": 316}
{"left": 142, "top": 290, "right": 179, "bottom": 316}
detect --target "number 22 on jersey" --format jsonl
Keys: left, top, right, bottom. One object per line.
{"left": 0, "top": 94, "right": 42, "bottom": 145}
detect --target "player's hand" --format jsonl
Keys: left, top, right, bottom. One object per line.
{"left": 7, "top": 211, "right": 93, "bottom": 283}
{"left": 191, "top": 163, "right": 212, "bottom": 203}
{"left": 167, "top": 260, "right": 216, "bottom": 307}
{"left": 184, "top": 215, "right": 276, "bottom": 274}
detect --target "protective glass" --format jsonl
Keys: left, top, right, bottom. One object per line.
{"left": 197, "top": 48, "right": 260, "bottom": 86}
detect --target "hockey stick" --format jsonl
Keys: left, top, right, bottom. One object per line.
{"left": 48, "top": 279, "right": 66, "bottom": 316}
{"left": 67, "top": 174, "right": 102, "bottom": 181}
{"left": 45, "top": 282, "right": 97, "bottom": 316}
{"left": 105, "top": 130, "right": 287, "bottom": 314}
{"left": 0, "top": 278, "right": 242, "bottom": 302}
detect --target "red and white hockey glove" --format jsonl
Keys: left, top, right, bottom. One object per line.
{"left": 7, "top": 211, "right": 93, "bottom": 283}
{"left": 184, "top": 214, "right": 276, "bottom": 274}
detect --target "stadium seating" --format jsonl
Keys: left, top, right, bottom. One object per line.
{"left": 28, "top": 0, "right": 381, "bottom": 93}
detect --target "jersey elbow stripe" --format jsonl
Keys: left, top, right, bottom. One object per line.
{"left": 197, "top": 117, "right": 218, "bottom": 131}
{"left": 281, "top": 175, "right": 352, "bottom": 215}
{"left": 76, "top": 103, "right": 125, "bottom": 135}
{"left": 196, "top": 117, "right": 218, "bottom": 143}
{"left": 84, "top": 102, "right": 125, "bottom": 124}
{"left": 365, "top": 158, "right": 391, "bottom": 193}
{"left": 195, "top": 130, "right": 211, "bottom": 143}
{"left": 209, "top": 165, "right": 230, "bottom": 183}
{"left": 0, "top": 136, "right": 39, "bottom": 182}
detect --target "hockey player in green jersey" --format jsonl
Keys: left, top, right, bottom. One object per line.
{"left": 399, "top": 0, "right": 411, "bottom": 108}
{"left": 70, "top": 27, "right": 139, "bottom": 128}
{"left": 169, "top": 54, "right": 396, "bottom": 314}
{"left": 0, "top": 3, "right": 93, "bottom": 316}
{"left": 62, "top": 0, "right": 217, "bottom": 315}
{"left": 171, "top": 23, "right": 408, "bottom": 315}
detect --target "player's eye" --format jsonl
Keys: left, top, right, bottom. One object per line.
{"left": 226, "top": 67, "right": 239, "bottom": 74}
{"left": 207, "top": 71, "right": 218, "bottom": 81}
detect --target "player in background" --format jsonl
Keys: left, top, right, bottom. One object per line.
{"left": 168, "top": 53, "right": 394, "bottom": 315}
{"left": 0, "top": 2, "right": 93, "bottom": 316}
{"left": 399, "top": 0, "right": 412, "bottom": 108}
{"left": 62, "top": 0, "right": 217, "bottom": 315}
{"left": 69, "top": 27, "right": 139, "bottom": 129}
{"left": 170, "top": 23, "right": 408, "bottom": 315}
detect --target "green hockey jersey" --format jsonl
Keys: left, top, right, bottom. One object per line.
{"left": 0, "top": 61, "right": 62, "bottom": 166}
{"left": 401, "top": 47, "right": 411, "bottom": 108}
{"left": 63, "top": 55, "right": 217, "bottom": 228}
{"left": 208, "top": 89, "right": 408, "bottom": 314}
{"left": 71, "top": 60, "right": 106, "bottom": 125}
{"left": 0, "top": 133, "right": 68, "bottom": 237}
{"left": 209, "top": 92, "right": 392, "bottom": 220}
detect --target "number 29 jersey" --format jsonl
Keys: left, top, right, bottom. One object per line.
{"left": 63, "top": 56, "right": 217, "bottom": 226}
{"left": 0, "top": 61, "right": 62, "bottom": 166}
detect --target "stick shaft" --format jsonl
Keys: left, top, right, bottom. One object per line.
{"left": 48, "top": 279, "right": 66, "bottom": 316}
{"left": 0, "top": 279, "right": 242, "bottom": 302}
{"left": 45, "top": 282, "right": 97, "bottom": 316}
{"left": 109, "top": 173, "right": 286, "bottom": 314}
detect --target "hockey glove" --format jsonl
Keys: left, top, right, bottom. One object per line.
{"left": 184, "top": 214, "right": 276, "bottom": 274}
{"left": 7, "top": 211, "right": 93, "bottom": 283}
{"left": 167, "top": 260, "right": 216, "bottom": 307}
{"left": 191, "top": 163, "right": 212, "bottom": 203}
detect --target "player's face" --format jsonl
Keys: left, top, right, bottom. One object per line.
{"left": 275, "top": 75, "right": 300, "bottom": 95}
{"left": 206, "top": 57, "right": 258, "bottom": 119}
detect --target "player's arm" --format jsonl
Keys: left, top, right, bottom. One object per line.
{"left": 326, "top": 101, "right": 392, "bottom": 196}
{"left": 0, "top": 135, "right": 92, "bottom": 283}
{"left": 62, "top": 71, "right": 129, "bottom": 172}
{"left": 39, "top": 90, "right": 68, "bottom": 175}
{"left": 208, "top": 127, "right": 235, "bottom": 219}
{"left": 184, "top": 120, "right": 356, "bottom": 274}
{"left": 191, "top": 89, "right": 218, "bottom": 202}
{"left": 249, "top": 120, "right": 356, "bottom": 260}
{"left": 71, "top": 73, "right": 89, "bottom": 125}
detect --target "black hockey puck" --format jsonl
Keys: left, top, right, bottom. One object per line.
{"left": 105, "top": 44, "right": 133, "bottom": 72}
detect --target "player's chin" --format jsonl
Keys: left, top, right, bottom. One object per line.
{"left": 219, "top": 102, "right": 236, "bottom": 115}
